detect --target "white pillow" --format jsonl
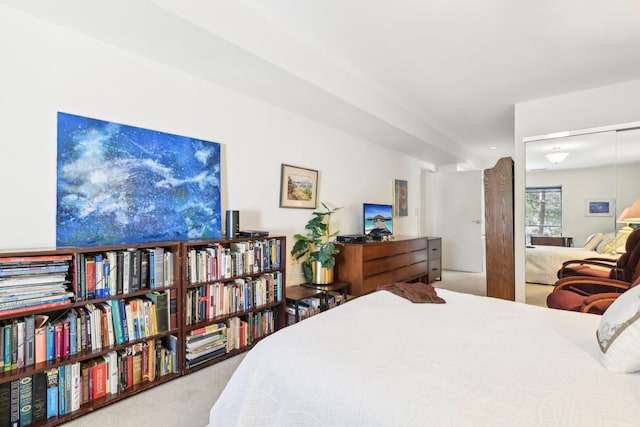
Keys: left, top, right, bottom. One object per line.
{"left": 596, "top": 284, "right": 640, "bottom": 373}
{"left": 596, "top": 233, "right": 616, "bottom": 254}
{"left": 583, "top": 233, "right": 604, "bottom": 251}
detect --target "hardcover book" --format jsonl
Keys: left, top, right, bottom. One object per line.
{"left": 46, "top": 368, "right": 58, "bottom": 419}
{"left": 146, "top": 292, "right": 169, "bottom": 333}
{"left": 18, "top": 376, "right": 33, "bottom": 426}
{"left": 0, "top": 382, "right": 10, "bottom": 426}
{"left": 10, "top": 380, "right": 19, "bottom": 427}
{"left": 31, "top": 371, "right": 47, "bottom": 423}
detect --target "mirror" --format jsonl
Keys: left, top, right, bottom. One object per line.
{"left": 524, "top": 126, "right": 640, "bottom": 306}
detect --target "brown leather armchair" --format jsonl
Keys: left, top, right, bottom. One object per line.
{"left": 557, "top": 228, "right": 640, "bottom": 282}
{"left": 547, "top": 275, "right": 640, "bottom": 314}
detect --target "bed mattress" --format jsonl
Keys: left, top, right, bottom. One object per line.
{"left": 208, "top": 289, "right": 640, "bottom": 426}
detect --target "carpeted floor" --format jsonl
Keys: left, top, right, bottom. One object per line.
{"left": 64, "top": 270, "right": 553, "bottom": 426}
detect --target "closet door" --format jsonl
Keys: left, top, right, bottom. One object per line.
{"left": 484, "top": 157, "right": 515, "bottom": 300}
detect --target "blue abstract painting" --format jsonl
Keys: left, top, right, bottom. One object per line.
{"left": 56, "top": 112, "right": 221, "bottom": 247}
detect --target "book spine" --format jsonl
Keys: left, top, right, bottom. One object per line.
{"left": 71, "top": 362, "right": 81, "bottom": 412}
{"left": 24, "top": 314, "right": 35, "bottom": 367}
{"left": 31, "top": 371, "right": 47, "bottom": 423}
{"left": 58, "top": 364, "right": 66, "bottom": 416}
{"left": 18, "top": 376, "right": 32, "bottom": 426}
{"left": 10, "top": 380, "right": 19, "bottom": 427}
{"left": 46, "top": 368, "right": 58, "bottom": 419}
{"left": 0, "top": 381, "right": 9, "bottom": 426}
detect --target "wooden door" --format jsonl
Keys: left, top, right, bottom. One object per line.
{"left": 484, "top": 157, "right": 515, "bottom": 300}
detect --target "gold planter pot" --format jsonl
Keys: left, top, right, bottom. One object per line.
{"left": 311, "top": 261, "right": 334, "bottom": 284}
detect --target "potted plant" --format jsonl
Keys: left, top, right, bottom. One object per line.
{"left": 291, "top": 202, "right": 342, "bottom": 284}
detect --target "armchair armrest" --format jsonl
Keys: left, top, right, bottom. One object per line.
{"left": 558, "top": 258, "right": 621, "bottom": 280}
{"left": 581, "top": 293, "right": 622, "bottom": 314}
{"left": 554, "top": 276, "right": 630, "bottom": 296}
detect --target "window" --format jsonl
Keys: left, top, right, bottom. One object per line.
{"left": 525, "top": 186, "right": 562, "bottom": 238}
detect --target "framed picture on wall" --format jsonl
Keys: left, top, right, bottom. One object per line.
{"left": 279, "top": 164, "right": 318, "bottom": 209}
{"left": 394, "top": 179, "right": 408, "bottom": 217}
{"left": 585, "top": 199, "right": 613, "bottom": 217}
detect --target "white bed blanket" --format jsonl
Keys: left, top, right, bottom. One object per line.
{"left": 526, "top": 245, "right": 617, "bottom": 285}
{"left": 208, "top": 289, "right": 640, "bottom": 427}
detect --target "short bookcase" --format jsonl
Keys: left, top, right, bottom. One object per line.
{"left": 0, "top": 241, "right": 182, "bottom": 426}
{"left": 0, "top": 236, "right": 287, "bottom": 426}
{"left": 181, "top": 236, "right": 287, "bottom": 374}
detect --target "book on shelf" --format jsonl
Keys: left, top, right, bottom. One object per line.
{"left": 140, "top": 250, "right": 149, "bottom": 290}
{"left": 15, "top": 319, "right": 24, "bottom": 369}
{"left": 93, "top": 358, "right": 108, "bottom": 399}
{"left": 0, "top": 382, "right": 9, "bottom": 426}
{"left": 85, "top": 255, "right": 95, "bottom": 300}
{"left": 58, "top": 364, "right": 66, "bottom": 416}
{"left": 24, "top": 314, "right": 35, "bottom": 367}
{"left": 146, "top": 291, "right": 169, "bottom": 333}
{"left": 31, "top": 371, "right": 47, "bottom": 423}
{"left": 129, "top": 249, "right": 141, "bottom": 293}
{"left": 10, "top": 379, "right": 19, "bottom": 427}
{"left": 109, "top": 299, "right": 125, "bottom": 345}
{"left": 46, "top": 368, "right": 58, "bottom": 419}
{"left": 18, "top": 376, "right": 32, "bottom": 427}
{"left": 3, "top": 323, "right": 10, "bottom": 371}
{"left": 118, "top": 298, "right": 130, "bottom": 344}
{"left": 168, "top": 288, "right": 177, "bottom": 330}
{"left": 70, "top": 361, "right": 81, "bottom": 412}
{"left": 94, "top": 254, "right": 104, "bottom": 299}
{"left": 97, "top": 302, "right": 115, "bottom": 347}
{"left": 102, "top": 352, "right": 118, "bottom": 396}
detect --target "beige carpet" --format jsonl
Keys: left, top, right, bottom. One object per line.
{"left": 64, "top": 271, "right": 553, "bottom": 426}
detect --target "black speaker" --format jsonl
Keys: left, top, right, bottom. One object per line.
{"left": 225, "top": 210, "right": 239, "bottom": 238}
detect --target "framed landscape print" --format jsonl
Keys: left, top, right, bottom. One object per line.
{"left": 394, "top": 179, "right": 408, "bottom": 217}
{"left": 279, "top": 164, "right": 318, "bottom": 209}
{"left": 56, "top": 112, "right": 222, "bottom": 246}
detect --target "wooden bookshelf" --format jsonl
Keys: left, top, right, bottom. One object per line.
{"left": 180, "top": 236, "right": 286, "bottom": 374}
{"left": 0, "top": 236, "right": 288, "bottom": 425}
{"left": 0, "top": 242, "right": 182, "bottom": 426}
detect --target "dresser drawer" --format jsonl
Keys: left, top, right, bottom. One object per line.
{"left": 428, "top": 259, "right": 441, "bottom": 282}
{"left": 428, "top": 238, "right": 441, "bottom": 257}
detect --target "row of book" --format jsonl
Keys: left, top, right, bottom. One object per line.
{"left": 286, "top": 297, "right": 322, "bottom": 325}
{"left": 0, "top": 254, "right": 74, "bottom": 316}
{"left": 74, "top": 248, "right": 175, "bottom": 301}
{"left": 285, "top": 292, "right": 345, "bottom": 325}
{"left": 185, "top": 309, "right": 275, "bottom": 369}
{"left": 1, "top": 290, "right": 176, "bottom": 371}
{"left": 185, "top": 272, "right": 282, "bottom": 325}
{"left": 0, "top": 337, "right": 178, "bottom": 426}
{"left": 186, "top": 239, "right": 281, "bottom": 284}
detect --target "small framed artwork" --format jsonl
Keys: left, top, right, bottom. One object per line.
{"left": 394, "top": 179, "right": 408, "bottom": 217}
{"left": 585, "top": 199, "right": 613, "bottom": 217}
{"left": 280, "top": 164, "right": 319, "bottom": 209}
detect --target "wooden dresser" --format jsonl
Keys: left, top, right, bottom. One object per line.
{"left": 335, "top": 236, "right": 439, "bottom": 297}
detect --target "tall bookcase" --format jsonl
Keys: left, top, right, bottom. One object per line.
{"left": 0, "top": 242, "right": 182, "bottom": 426}
{"left": 181, "top": 236, "right": 286, "bottom": 374}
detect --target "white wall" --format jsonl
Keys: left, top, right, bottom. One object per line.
{"left": 526, "top": 163, "right": 640, "bottom": 246}
{"left": 0, "top": 6, "right": 428, "bottom": 285}
{"left": 514, "top": 79, "right": 640, "bottom": 301}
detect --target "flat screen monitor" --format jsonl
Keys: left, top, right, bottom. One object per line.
{"left": 363, "top": 203, "right": 393, "bottom": 237}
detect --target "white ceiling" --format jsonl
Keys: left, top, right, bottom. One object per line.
{"left": 4, "top": 0, "right": 640, "bottom": 169}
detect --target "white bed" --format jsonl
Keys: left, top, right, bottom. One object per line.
{"left": 525, "top": 245, "right": 617, "bottom": 285}
{"left": 207, "top": 289, "right": 640, "bottom": 427}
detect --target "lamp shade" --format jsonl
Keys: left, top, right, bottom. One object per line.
{"left": 617, "top": 207, "right": 631, "bottom": 222}
{"left": 621, "top": 199, "right": 640, "bottom": 224}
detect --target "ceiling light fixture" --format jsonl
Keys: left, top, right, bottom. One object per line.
{"left": 544, "top": 149, "right": 569, "bottom": 164}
